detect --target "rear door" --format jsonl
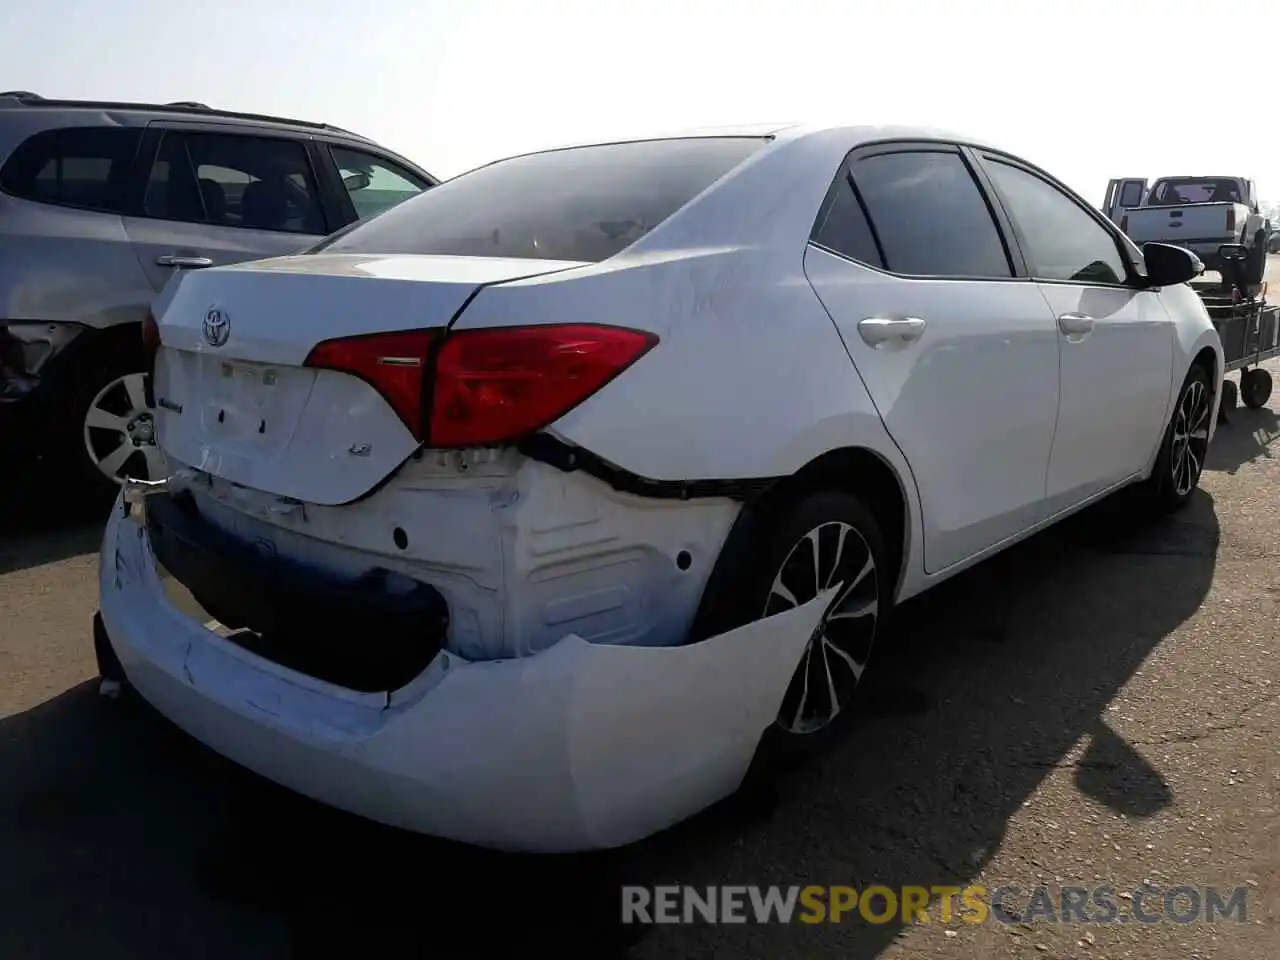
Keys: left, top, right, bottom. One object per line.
{"left": 803, "top": 143, "right": 1062, "bottom": 573}
{"left": 1102, "top": 177, "right": 1146, "bottom": 224}
{"left": 122, "top": 125, "right": 332, "bottom": 292}
{"left": 976, "top": 151, "right": 1174, "bottom": 507}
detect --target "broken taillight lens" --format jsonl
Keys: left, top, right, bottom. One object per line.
{"left": 304, "top": 323, "right": 657, "bottom": 447}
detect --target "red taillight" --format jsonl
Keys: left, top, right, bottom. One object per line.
{"left": 1119, "top": 214, "right": 1128, "bottom": 234}
{"left": 1226, "top": 207, "right": 1235, "bottom": 232}
{"left": 304, "top": 329, "right": 437, "bottom": 439}
{"left": 430, "top": 324, "right": 658, "bottom": 448}
{"left": 304, "top": 323, "right": 657, "bottom": 447}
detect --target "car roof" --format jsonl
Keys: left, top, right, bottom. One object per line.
{"left": 486, "top": 121, "right": 1005, "bottom": 163}
{"left": 0, "top": 92, "right": 372, "bottom": 143}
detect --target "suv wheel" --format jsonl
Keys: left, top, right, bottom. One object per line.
{"left": 58, "top": 359, "right": 163, "bottom": 495}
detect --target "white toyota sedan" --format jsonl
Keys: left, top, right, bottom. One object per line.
{"left": 96, "top": 123, "right": 1223, "bottom": 852}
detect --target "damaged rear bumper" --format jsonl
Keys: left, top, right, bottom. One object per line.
{"left": 98, "top": 493, "right": 831, "bottom": 852}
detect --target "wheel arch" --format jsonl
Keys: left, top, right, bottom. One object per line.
{"left": 47, "top": 320, "right": 147, "bottom": 388}
{"left": 688, "top": 444, "right": 914, "bottom": 643}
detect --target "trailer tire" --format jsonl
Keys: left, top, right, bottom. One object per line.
{"left": 1218, "top": 378, "right": 1238, "bottom": 423}
{"left": 1241, "top": 367, "right": 1273, "bottom": 409}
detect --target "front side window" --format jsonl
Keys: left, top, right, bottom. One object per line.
{"left": 984, "top": 160, "right": 1128, "bottom": 286}
{"left": 330, "top": 146, "right": 428, "bottom": 221}
{"left": 0, "top": 126, "right": 141, "bottom": 213}
{"left": 850, "top": 150, "right": 1013, "bottom": 278}
{"left": 143, "top": 131, "right": 325, "bottom": 234}
{"left": 316, "top": 136, "right": 768, "bottom": 262}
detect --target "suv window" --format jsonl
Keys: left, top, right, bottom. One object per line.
{"left": 0, "top": 126, "right": 141, "bottom": 213}
{"left": 811, "top": 172, "right": 884, "bottom": 268}
{"left": 851, "top": 150, "right": 1012, "bottom": 278}
{"left": 143, "top": 131, "right": 325, "bottom": 234}
{"left": 330, "top": 146, "right": 428, "bottom": 220}
{"left": 984, "top": 160, "right": 1128, "bottom": 285}
{"left": 1119, "top": 181, "right": 1144, "bottom": 207}
{"left": 316, "top": 136, "right": 768, "bottom": 262}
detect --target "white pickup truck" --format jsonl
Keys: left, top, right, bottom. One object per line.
{"left": 1103, "top": 176, "right": 1269, "bottom": 271}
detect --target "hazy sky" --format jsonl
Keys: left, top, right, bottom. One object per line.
{"left": 2, "top": 0, "right": 1276, "bottom": 202}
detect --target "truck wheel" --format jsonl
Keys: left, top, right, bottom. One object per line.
{"left": 1241, "top": 368, "right": 1273, "bottom": 409}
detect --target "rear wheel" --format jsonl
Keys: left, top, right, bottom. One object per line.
{"left": 698, "top": 490, "right": 889, "bottom": 750}
{"left": 57, "top": 359, "right": 161, "bottom": 497}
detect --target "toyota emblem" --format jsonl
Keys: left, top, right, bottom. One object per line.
{"left": 202, "top": 307, "right": 230, "bottom": 347}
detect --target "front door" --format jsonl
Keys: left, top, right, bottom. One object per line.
{"left": 1102, "top": 177, "right": 1147, "bottom": 224}
{"left": 804, "top": 145, "right": 1062, "bottom": 573}
{"left": 979, "top": 155, "right": 1174, "bottom": 507}
{"left": 122, "top": 126, "right": 330, "bottom": 292}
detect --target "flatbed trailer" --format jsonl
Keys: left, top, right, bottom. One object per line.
{"left": 1191, "top": 277, "right": 1279, "bottom": 415}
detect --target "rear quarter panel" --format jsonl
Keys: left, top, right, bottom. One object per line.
{"left": 455, "top": 243, "right": 927, "bottom": 600}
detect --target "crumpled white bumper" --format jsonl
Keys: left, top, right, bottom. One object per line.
{"left": 98, "top": 497, "right": 832, "bottom": 853}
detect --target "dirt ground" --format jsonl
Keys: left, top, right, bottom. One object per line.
{"left": 1, "top": 272, "right": 1277, "bottom": 959}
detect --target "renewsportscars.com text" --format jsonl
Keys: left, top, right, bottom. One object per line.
{"left": 621, "top": 884, "right": 1249, "bottom": 926}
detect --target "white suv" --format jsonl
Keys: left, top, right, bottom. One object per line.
{"left": 95, "top": 123, "right": 1222, "bottom": 852}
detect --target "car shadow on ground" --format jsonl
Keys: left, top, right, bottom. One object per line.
{"left": 0, "top": 465, "right": 114, "bottom": 576}
{"left": 0, "top": 482, "right": 1220, "bottom": 959}
{"left": 1208, "top": 403, "right": 1280, "bottom": 474}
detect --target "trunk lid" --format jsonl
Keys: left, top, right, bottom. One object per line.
{"left": 152, "top": 253, "right": 583, "bottom": 505}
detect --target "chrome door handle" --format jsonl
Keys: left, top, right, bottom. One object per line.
{"left": 1057, "top": 312, "right": 1094, "bottom": 335}
{"left": 857, "top": 316, "right": 927, "bottom": 346}
{"left": 156, "top": 255, "right": 214, "bottom": 268}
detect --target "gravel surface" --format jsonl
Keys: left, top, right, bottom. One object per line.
{"left": 1, "top": 280, "right": 1277, "bottom": 959}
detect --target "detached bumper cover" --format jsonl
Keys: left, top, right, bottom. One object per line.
{"left": 99, "top": 496, "right": 831, "bottom": 852}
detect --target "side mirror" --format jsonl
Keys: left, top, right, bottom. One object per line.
{"left": 1142, "top": 242, "right": 1203, "bottom": 286}
{"left": 1217, "top": 243, "right": 1248, "bottom": 262}
{"left": 342, "top": 172, "right": 372, "bottom": 191}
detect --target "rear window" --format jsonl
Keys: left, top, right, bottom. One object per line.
{"left": 1147, "top": 178, "right": 1241, "bottom": 205}
{"left": 0, "top": 126, "right": 142, "bottom": 214}
{"left": 315, "top": 136, "right": 769, "bottom": 263}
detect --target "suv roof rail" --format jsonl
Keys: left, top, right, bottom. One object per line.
{"left": 0, "top": 94, "right": 371, "bottom": 140}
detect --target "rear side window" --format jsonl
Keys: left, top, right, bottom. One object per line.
{"left": 851, "top": 150, "right": 1012, "bottom": 279}
{"left": 811, "top": 173, "right": 884, "bottom": 268}
{"left": 0, "top": 126, "right": 141, "bottom": 214}
{"left": 143, "top": 131, "right": 326, "bottom": 235}
{"left": 317, "top": 136, "right": 768, "bottom": 262}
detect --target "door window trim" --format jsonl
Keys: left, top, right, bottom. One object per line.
{"left": 135, "top": 124, "right": 331, "bottom": 235}
{"left": 972, "top": 149, "right": 1140, "bottom": 290}
{"left": 806, "top": 139, "right": 1030, "bottom": 282}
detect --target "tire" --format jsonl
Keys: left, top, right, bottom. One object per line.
{"left": 1140, "top": 364, "right": 1212, "bottom": 512}
{"left": 1218, "top": 377, "right": 1238, "bottom": 423}
{"left": 54, "top": 357, "right": 161, "bottom": 498}
{"left": 1241, "top": 367, "right": 1273, "bottom": 409}
{"left": 696, "top": 489, "right": 890, "bottom": 756}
